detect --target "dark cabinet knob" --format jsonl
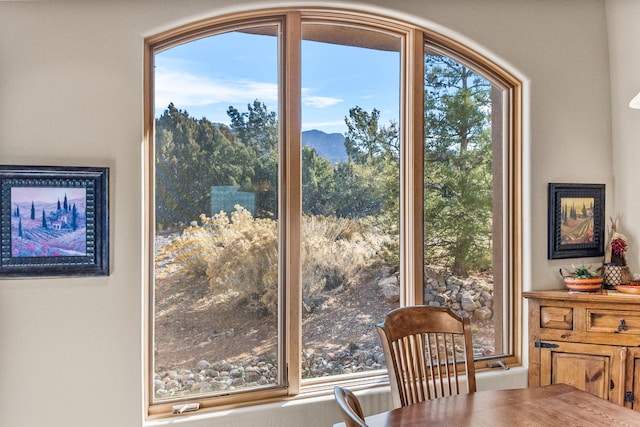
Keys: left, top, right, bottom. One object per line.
{"left": 619, "top": 319, "right": 628, "bottom": 332}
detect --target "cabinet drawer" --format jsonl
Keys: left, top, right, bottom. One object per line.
{"left": 541, "top": 306, "right": 573, "bottom": 330}
{"left": 588, "top": 310, "right": 640, "bottom": 334}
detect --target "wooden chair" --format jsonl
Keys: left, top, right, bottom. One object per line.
{"left": 333, "top": 386, "right": 368, "bottom": 427}
{"left": 376, "top": 305, "right": 476, "bottom": 408}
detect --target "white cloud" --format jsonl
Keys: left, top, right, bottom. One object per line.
{"left": 303, "top": 95, "right": 343, "bottom": 108}
{"left": 154, "top": 67, "right": 278, "bottom": 110}
{"left": 156, "top": 63, "right": 343, "bottom": 115}
{"left": 301, "top": 120, "right": 346, "bottom": 131}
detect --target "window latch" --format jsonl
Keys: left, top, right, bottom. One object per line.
{"left": 487, "top": 360, "right": 509, "bottom": 370}
{"left": 171, "top": 403, "right": 200, "bottom": 414}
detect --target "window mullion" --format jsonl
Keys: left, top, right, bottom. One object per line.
{"left": 282, "top": 10, "right": 302, "bottom": 395}
{"left": 401, "top": 28, "right": 425, "bottom": 306}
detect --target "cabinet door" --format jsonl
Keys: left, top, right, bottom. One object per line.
{"left": 539, "top": 341, "right": 624, "bottom": 404}
{"left": 625, "top": 348, "right": 640, "bottom": 411}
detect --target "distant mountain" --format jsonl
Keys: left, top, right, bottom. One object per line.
{"left": 302, "top": 129, "right": 347, "bottom": 164}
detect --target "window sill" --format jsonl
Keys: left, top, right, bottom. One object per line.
{"left": 145, "top": 367, "right": 528, "bottom": 427}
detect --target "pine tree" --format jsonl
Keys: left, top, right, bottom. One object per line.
{"left": 227, "top": 100, "right": 279, "bottom": 217}
{"left": 18, "top": 218, "right": 23, "bottom": 237}
{"left": 31, "top": 201, "right": 35, "bottom": 220}
{"left": 342, "top": 106, "right": 398, "bottom": 220}
{"left": 42, "top": 210, "right": 47, "bottom": 228}
{"left": 302, "top": 146, "right": 336, "bottom": 216}
{"left": 155, "top": 102, "right": 266, "bottom": 228}
{"left": 423, "top": 54, "right": 493, "bottom": 276}
{"left": 63, "top": 194, "right": 68, "bottom": 211}
{"left": 344, "top": 106, "right": 398, "bottom": 164}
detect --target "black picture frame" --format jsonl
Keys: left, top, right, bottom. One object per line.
{"left": 548, "top": 183, "right": 605, "bottom": 260}
{"left": 0, "top": 165, "right": 109, "bottom": 277}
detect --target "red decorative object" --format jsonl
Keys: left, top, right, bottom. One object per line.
{"left": 611, "top": 238, "right": 627, "bottom": 257}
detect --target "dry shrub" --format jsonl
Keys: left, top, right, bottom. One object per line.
{"left": 301, "top": 215, "right": 389, "bottom": 300}
{"left": 158, "top": 207, "right": 391, "bottom": 316}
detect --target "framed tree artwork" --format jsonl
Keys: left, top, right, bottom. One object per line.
{"left": 0, "top": 165, "right": 109, "bottom": 277}
{"left": 548, "top": 183, "right": 605, "bottom": 260}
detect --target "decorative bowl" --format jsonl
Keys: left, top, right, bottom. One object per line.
{"left": 614, "top": 284, "right": 640, "bottom": 295}
{"left": 564, "top": 277, "right": 603, "bottom": 292}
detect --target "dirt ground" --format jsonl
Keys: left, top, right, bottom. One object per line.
{"left": 153, "top": 241, "right": 495, "bottom": 372}
{"left": 155, "top": 244, "right": 394, "bottom": 370}
{"left": 153, "top": 257, "right": 395, "bottom": 371}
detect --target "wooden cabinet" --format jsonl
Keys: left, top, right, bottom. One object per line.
{"left": 525, "top": 290, "right": 640, "bottom": 411}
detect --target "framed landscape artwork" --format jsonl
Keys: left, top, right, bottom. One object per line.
{"left": 0, "top": 165, "right": 109, "bottom": 277}
{"left": 548, "top": 183, "right": 605, "bottom": 259}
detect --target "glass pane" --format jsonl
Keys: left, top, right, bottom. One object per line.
{"left": 422, "top": 48, "right": 504, "bottom": 359}
{"left": 152, "top": 26, "right": 281, "bottom": 401}
{"left": 300, "top": 23, "right": 401, "bottom": 380}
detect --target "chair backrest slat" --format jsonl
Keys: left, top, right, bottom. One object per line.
{"left": 376, "top": 306, "right": 477, "bottom": 408}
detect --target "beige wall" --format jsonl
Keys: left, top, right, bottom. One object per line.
{"left": 607, "top": 0, "right": 640, "bottom": 273}
{"left": 0, "top": 0, "right": 626, "bottom": 426}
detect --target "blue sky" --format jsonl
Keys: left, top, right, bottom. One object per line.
{"left": 155, "top": 31, "right": 400, "bottom": 135}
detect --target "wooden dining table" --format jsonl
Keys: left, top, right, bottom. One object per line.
{"left": 334, "top": 383, "right": 640, "bottom": 426}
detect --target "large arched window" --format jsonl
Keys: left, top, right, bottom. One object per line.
{"left": 145, "top": 8, "right": 521, "bottom": 418}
